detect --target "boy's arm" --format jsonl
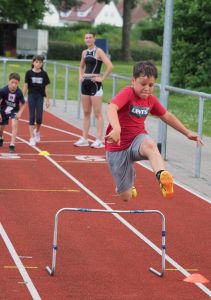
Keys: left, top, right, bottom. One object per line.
{"left": 16, "top": 102, "right": 26, "bottom": 119}
{"left": 160, "top": 111, "right": 203, "bottom": 145}
{"left": 105, "top": 103, "right": 121, "bottom": 145}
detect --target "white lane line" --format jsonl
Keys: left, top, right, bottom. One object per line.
{"left": 3, "top": 140, "right": 75, "bottom": 144}
{"left": 14, "top": 119, "right": 211, "bottom": 202}
{"left": 19, "top": 119, "right": 211, "bottom": 204}
{"left": 42, "top": 148, "right": 211, "bottom": 297}
{"left": 0, "top": 223, "right": 41, "bottom": 300}
{"left": 10, "top": 134, "right": 210, "bottom": 298}
{"left": 19, "top": 118, "right": 94, "bottom": 141}
{"left": 5, "top": 122, "right": 211, "bottom": 297}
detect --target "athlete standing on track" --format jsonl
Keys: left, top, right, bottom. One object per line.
{"left": 0, "top": 73, "right": 26, "bottom": 153}
{"left": 74, "top": 32, "right": 113, "bottom": 148}
{"left": 22, "top": 55, "right": 50, "bottom": 146}
{"left": 105, "top": 61, "right": 203, "bottom": 201}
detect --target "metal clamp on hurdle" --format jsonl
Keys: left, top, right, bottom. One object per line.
{"left": 46, "top": 208, "right": 166, "bottom": 277}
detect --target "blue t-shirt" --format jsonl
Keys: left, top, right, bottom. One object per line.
{"left": 0, "top": 85, "right": 25, "bottom": 115}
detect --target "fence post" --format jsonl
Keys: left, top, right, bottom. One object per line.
{"left": 77, "top": 79, "right": 81, "bottom": 119}
{"left": 195, "top": 96, "right": 204, "bottom": 177}
{"left": 64, "top": 65, "right": 69, "bottom": 112}
{"left": 3, "top": 59, "right": 7, "bottom": 85}
{"left": 157, "top": 0, "right": 174, "bottom": 158}
{"left": 52, "top": 62, "right": 57, "bottom": 107}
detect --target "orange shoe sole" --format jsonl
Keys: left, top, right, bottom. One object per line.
{"left": 160, "top": 171, "right": 174, "bottom": 199}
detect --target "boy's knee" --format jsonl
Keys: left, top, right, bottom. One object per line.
{"left": 142, "top": 139, "right": 157, "bottom": 152}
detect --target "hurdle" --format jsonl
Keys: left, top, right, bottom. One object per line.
{"left": 46, "top": 208, "right": 166, "bottom": 277}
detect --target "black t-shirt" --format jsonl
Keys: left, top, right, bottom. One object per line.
{"left": 25, "top": 69, "right": 50, "bottom": 96}
{"left": 0, "top": 85, "right": 25, "bottom": 114}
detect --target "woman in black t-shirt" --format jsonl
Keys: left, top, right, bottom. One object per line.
{"left": 23, "top": 55, "right": 50, "bottom": 146}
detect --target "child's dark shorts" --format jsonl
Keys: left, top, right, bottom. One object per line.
{"left": 106, "top": 134, "right": 150, "bottom": 194}
{"left": 81, "top": 78, "right": 103, "bottom": 96}
{"left": 0, "top": 111, "right": 17, "bottom": 125}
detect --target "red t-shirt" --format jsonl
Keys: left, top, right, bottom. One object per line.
{"left": 105, "top": 86, "right": 167, "bottom": 151}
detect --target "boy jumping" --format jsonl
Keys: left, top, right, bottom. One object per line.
{"left": 105, "top": 61, "right": 203, "bottom": 201}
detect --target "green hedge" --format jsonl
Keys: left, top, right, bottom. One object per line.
{"left": 48, "top": 41, "right": 162, "bottom": 61}
{"left": 48, "top": 41, "right": 85, "bottom": 60}
{"left": 134, "top": 20, "right": 163, "bottom": 46}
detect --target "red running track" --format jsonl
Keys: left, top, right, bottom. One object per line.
{"left": 0, "top": 110, "right": 210, "bottom": 300}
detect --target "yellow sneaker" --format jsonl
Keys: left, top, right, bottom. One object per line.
{"left": 159, "top": 171, "right": 174, "bottom": 199}
{"left": 131, "top": 186, "right": 138, "bottom": 198}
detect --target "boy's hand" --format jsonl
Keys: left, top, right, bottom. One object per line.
{"left": 105, "top": 129, "right": 121, "bottom": 145}
{"left": 187, "top": 131, "right": 204, "bottom": 145}
{"left": 16, "top": 112, "right": 21, "bottom": 120}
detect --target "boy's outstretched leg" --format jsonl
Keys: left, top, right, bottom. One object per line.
{"left": 140, "top": 138, "right": 174, "bottom": 199}
{"left": 9, "top": 118, "right": 17, "bottom": 152}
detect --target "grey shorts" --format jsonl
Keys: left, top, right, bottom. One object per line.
{"left": 106, "top": 134, "right": 150, "bottom": 193}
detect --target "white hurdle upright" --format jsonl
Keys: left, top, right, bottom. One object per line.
{"left": 46, "top": 208, "right": 166, "bottom": 277}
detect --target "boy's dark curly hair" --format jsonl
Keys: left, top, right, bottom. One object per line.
{"left": 133, "top": 61, "right": 158, "bottom": 79}
{"left": 9, "top": 73, "right": 20, "bottom": 82}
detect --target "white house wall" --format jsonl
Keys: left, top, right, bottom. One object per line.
{"left": 42, "top": 2, "right": 63, "bottom": 27}
{"left": 94, "top": 2, "right": 123, "bottom": 27}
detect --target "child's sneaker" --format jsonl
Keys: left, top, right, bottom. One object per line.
{"left": 90, "top": 139, "right": 104, "bottom": 148}
{"left": 33, "top": 129, "right": 40, "bottom": 142}
{"left": 131, "top": 186, "right": 137, "bottom": 198}
{"left": 159, "top": 171, "right": 174, "bottom": 198}
{"left": 29, "top": 137, "right": 36, "bottom": 146}
{"left": 74, "top": 137, "right": 89, "bottom": 147}
{"left": 0, "top": 137, "right": 3, "bottom": 147}
{"left": 9, "top": 144, "right": 15, "bottom": 153}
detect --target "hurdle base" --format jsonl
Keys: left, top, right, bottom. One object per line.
{"left": 46, "top": 266, "right": 54, "bottom": 276}
{"left": 149, "top": 267, "right": 163, "bottom": 277}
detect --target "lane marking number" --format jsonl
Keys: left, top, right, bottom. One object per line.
{"left": 0, "top": 153, "right": 21, "bottom": 159}
{"left": 75, "top": 155, "right": 105, "bottom": 162}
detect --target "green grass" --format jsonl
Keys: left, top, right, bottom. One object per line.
{"left": 168, "top": 93, "right": 211, "bottom": 136}
{"left": 0, "top": 59, "right": 210, "bottom": 137}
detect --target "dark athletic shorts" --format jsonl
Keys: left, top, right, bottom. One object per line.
{"left": 0, "top": 111, "right": 17, "bottom": 125}
{"left": 81, "top": 78, "right": 103, "bottom": 96}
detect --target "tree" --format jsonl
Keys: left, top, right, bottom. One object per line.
{"left": 141, "top": 0, "right": 162, "bottom": 18}
{"left": 98, "top": 0, "right": 139, "bottom": 61}
{"left": 50, "top": 0, "right": 142, "bottom": 61}
{"left": 51, "top": 0, "right": 83, "bottom": 12}
{"left": 171, "top": 0, "right": 211, "bottom": 89}
{"left": 121, "top": 0, "right": 133, "bottom": 60}
{"left": 0, "top": 0, "right": 48, "bottom": 27}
